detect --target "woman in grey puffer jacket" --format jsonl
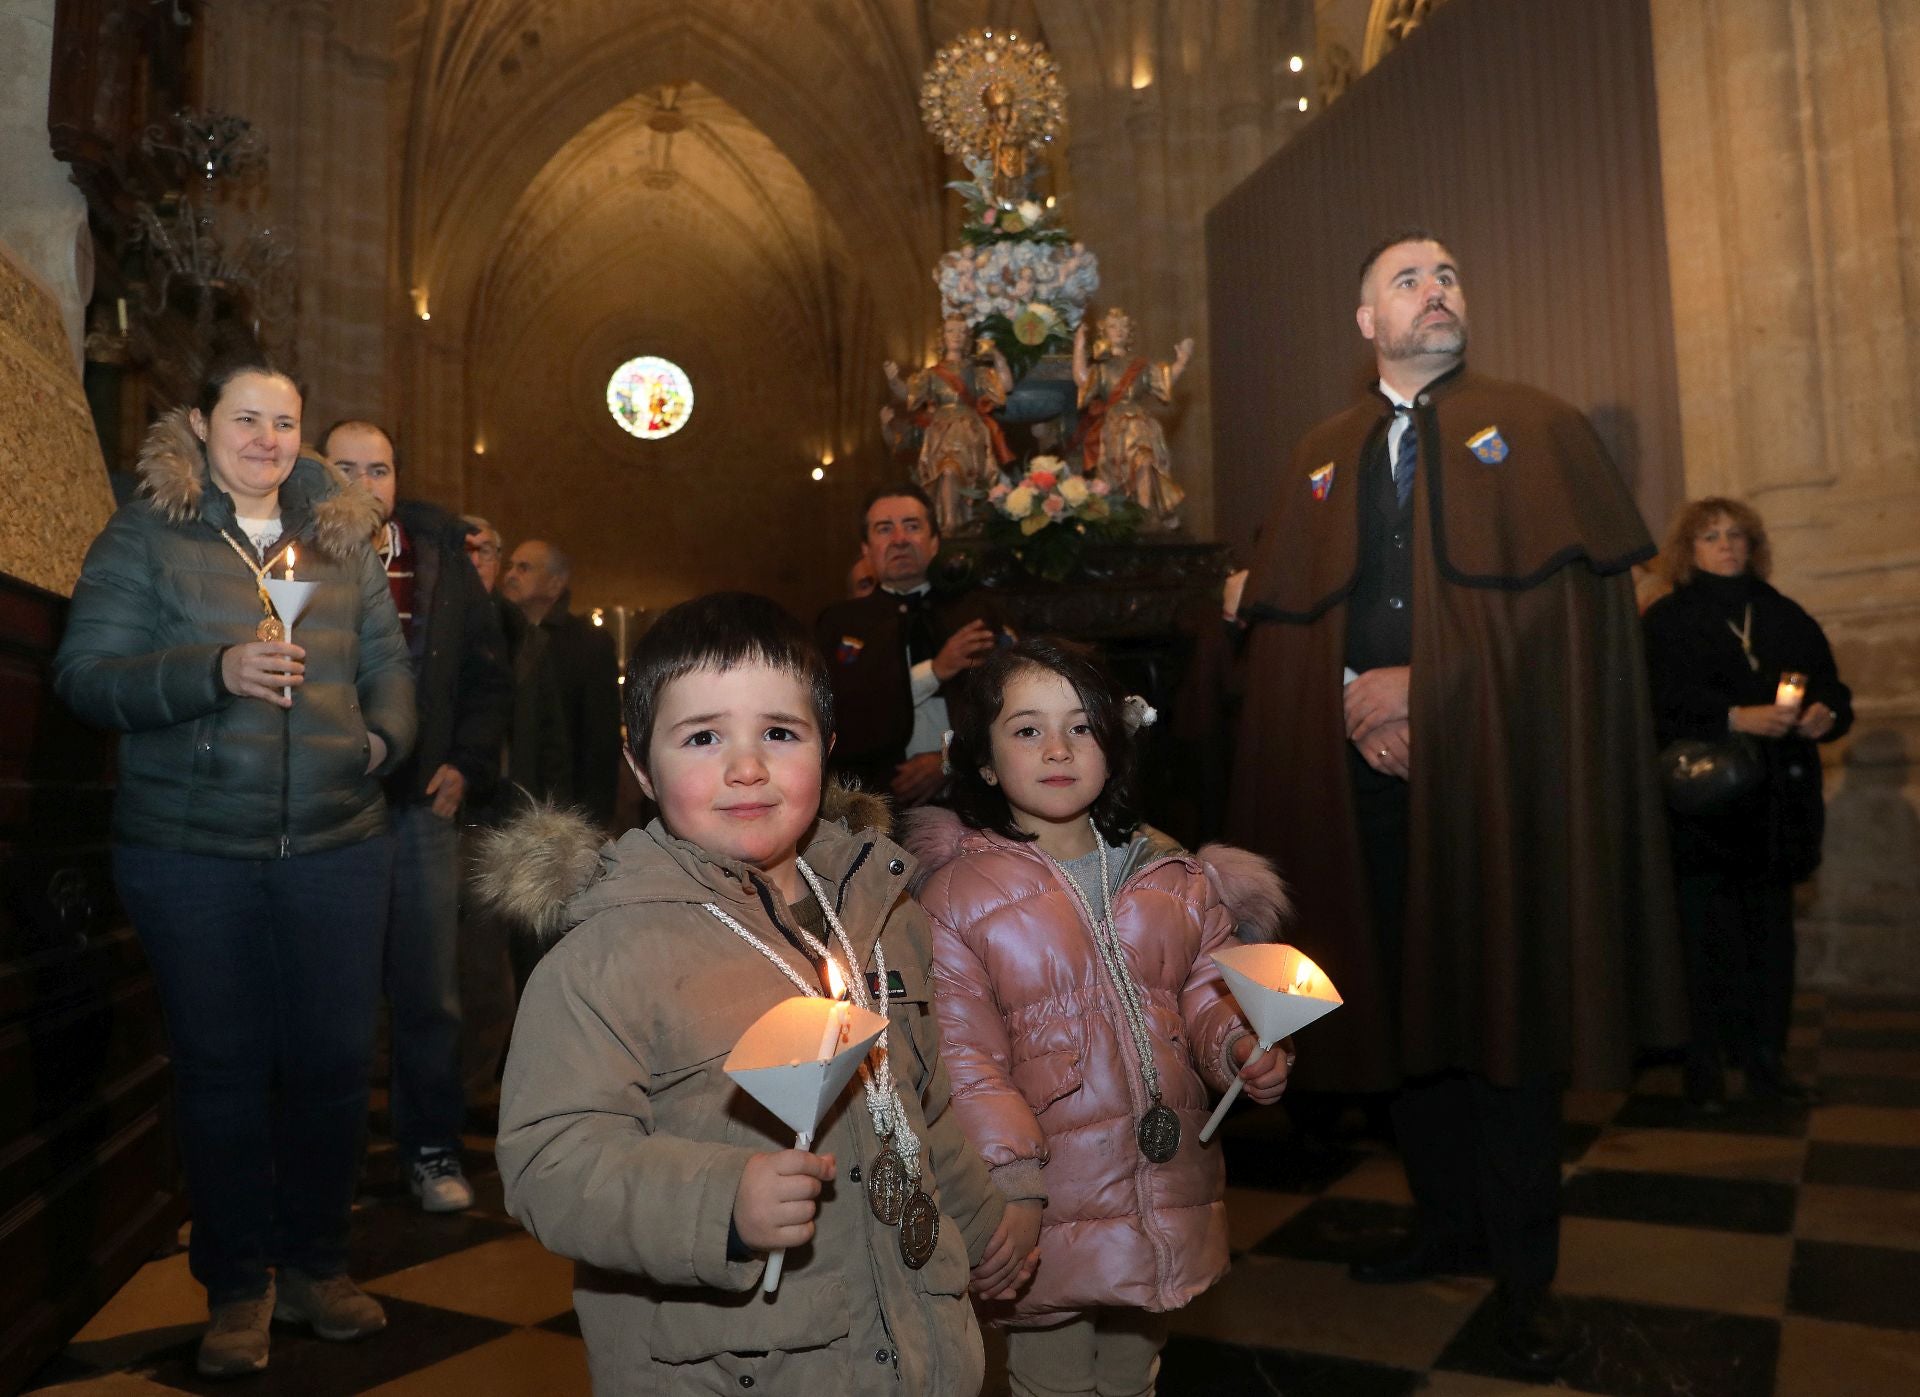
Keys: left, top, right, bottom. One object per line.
{"left": 54, "top": 356, "right": 415, "bottom": 1378}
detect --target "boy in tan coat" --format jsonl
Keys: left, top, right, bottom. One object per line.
{"left": 483, "top": 593, "right": 1028, "bottom": 1395}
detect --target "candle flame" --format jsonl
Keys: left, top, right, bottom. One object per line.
{"left": 286, "top": 544, "right": 297, "bottom": 581}
{"left": 825, "top": 956, "right": 846, "bottom": 1000}
{"left": 1291, "top": 955, "right": 1319, "bottom": 994}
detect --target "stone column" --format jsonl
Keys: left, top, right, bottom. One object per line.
{"left": 1652, "top": 0, "right": 1920, "bottom": 989}
{"left": 199, "top": 0, "right": 393, "bottom": 431}
{"left": 0, "top": 0, "right": 89, "bottom": 367}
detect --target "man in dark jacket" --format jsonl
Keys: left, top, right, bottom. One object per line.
{"left": 1227, "top": 233, "right": 1682, "bottom": 1376}
{"left": 326, "top": 421, "right": 513, "bottom": 1212}
{"left": 501, "top": 539, "right": 621, "bottom": 829}
{"left": 814, "top": 484, "right": 1003, "bottom": 803}
{"left": 461, "top": 516, "right": 572, "bottom": 813}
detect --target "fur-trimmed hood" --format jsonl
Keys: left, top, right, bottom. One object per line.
{"left": 136, "top": 406, "right": 383, "bottom": 560}
{"left": 900, "top": 804, "right": 1291, "bottom": 942}
{"left": 471, "top": 784, "right": 895, "bottom": 945}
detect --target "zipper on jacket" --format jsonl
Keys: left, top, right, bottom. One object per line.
{"left": 278, "top": 702, "right": 292, "bottom": 858}
{"left": 749, "top": 874, "right": 820, "bottom": 971}
{"left": 835, "top": 841, "right": 874, "bottom": 914}
{"left": 1043, "top": 840, "right": 1186, "bottom": 1299}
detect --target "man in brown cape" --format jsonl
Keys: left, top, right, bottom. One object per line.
{"left": 1227, "top": 231, "right": 1682, "bottom": 1377}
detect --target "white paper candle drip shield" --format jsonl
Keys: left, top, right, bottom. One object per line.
{"left": 724, "top": 996, "right": 888, "bottom": 1292}
{"left": 1198, "top": 944, "right": 1343, "bottom": 1144}
{"left": 260, "top": 576, "right": 318, "bottom": 701}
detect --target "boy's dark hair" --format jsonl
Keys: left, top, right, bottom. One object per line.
{"left": 858, "top": 482, "right": 938, "bottom": 542}
{"left": 947, "top": 636, "right": 1140, "bottom": 847}
{"left": 1357, "top": 227, "right": 1450, "bottom": 294}
{"left": 622, "top": 592, "right": 835, "bottom": 771}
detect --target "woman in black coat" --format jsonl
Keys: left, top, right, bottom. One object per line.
{"left": 1642, "top": 498, "right": 1851, "bottom": 1108}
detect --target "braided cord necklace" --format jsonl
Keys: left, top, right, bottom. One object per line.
{"left": 215, "top": 529, "right": 289, "bottom": 641}
{"left": 1043, "top": 818, "right": 1182, "bottom": 1163}
{"left": 701, "top": 856, "right": 940, "bottom": 1265}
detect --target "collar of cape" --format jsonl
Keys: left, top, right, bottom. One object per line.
{"left": 1242, "top": 366, "right": 1655, "bottom": 623}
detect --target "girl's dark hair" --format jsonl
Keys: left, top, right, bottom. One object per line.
{"left": 623, "top": 592, "right": 835, "bottom": 771}
{"left": 196, "top": 352, "right": 302, "bottom": 417}
{"left": 948, "top": 636, "right": 1140, "bottom": 847}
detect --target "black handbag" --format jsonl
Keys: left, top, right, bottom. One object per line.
{"left": 1658, "top": 735, "right": 1764, "bottom": 815}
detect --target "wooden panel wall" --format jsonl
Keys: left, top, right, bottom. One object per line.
{"left": 0, "top": 574, "right": 181, "bottom": 1391}
{"left": 1205, "top": 0, "right": 1681, "bottom": 558}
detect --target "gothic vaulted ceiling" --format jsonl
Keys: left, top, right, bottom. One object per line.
{"left": 386, "top": 0, "right": 1044, "bottom": 611}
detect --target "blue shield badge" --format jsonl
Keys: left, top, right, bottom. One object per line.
{"left": 1466, "top": 426, "right": 1509, "bottom": 465}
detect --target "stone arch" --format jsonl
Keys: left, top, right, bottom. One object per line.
{"left": 1362, "top": 0, "right": 1448, "bottom": 71}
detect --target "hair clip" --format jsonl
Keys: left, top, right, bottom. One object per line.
{"left": 941, "top": 729, "right": 955, "bottom": 776}
{"left": 1122, "top": 695, "right": 1158, "bottom": 732}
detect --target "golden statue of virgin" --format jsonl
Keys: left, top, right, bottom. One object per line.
{"left": 884, "top": 316, "right": 1015, "bottom": 534}
{"left": 1072, "top": 307, "right": 1194, "bottom": 524}
{"left": 920, "top": 29, "right": 1065, "bottom": 205}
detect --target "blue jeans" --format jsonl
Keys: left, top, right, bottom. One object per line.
{"left": 384, "top": 803, "right": 465, "bottom": 1159}
{"left": 114, "top": 836, "right": 393, "bottom": 1304}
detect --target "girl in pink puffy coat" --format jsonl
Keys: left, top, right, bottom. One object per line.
{"left": 904, "top": 638, "right": 1294, "bottom": 1397}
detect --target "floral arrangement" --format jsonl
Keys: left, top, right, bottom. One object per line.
{"left": 982, "top": 455, "right": 1145, "bottom": 582}
{"left": 936, "top": 176, "right": 1099, "bottom": 380}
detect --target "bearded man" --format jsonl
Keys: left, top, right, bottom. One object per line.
{"left": 1227, "top": 230, "right": 1682, "bottom": 1377}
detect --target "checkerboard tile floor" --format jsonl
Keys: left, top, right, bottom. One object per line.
{"left": 28, "top": 992, "right": 1920, "bottom": 1395}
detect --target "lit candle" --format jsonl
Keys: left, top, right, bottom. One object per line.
{"left": 280, "top": 546, "right": 299, "bottom": 702}
{"left": 1776, "top": 671, "right": 1807, "bottom": 710}
{"left": 1200, "top": 950, "right": 1329, "bottom": 1144}
{"left": 816, "top": 958, "right": 851, "bottom": 1061}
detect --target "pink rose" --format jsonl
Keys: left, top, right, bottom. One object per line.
{"left": 982, "top": 207, "right": 998, "bottom": 225}
{"left": 1089, "top": 478, "right": 1111, "bottom": 496}
{"left": 1029, "top": 469, "right": 1058, "bottom": 491}
{"left": 1042, "top": 494, "right": 1066, "bottom": 517}
{"left": 988, "top": 481, "right": 1011, "bottom": 502}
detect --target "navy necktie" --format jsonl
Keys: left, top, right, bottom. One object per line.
{"left": 1392, "top": 411, "right": 1417, "bottom": 510}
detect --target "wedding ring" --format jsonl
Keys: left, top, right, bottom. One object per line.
{"left": 1378, "top": 748, "right": 1389, "bottom": 761}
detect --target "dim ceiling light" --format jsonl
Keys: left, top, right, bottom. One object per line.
{"left": 811, "top": 466, "right": 826, "bottom": 481}
{"left": 1289, "top": 55, "right": 1305, "bottom": 73}
{"left": 1298, "top": 96, "right": 1310, "bottom": 111}
{"left": 590, "top": 608, "right": 605, "bottom": 627}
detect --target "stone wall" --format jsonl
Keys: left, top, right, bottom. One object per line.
{"left": 1034, "top": 0, "right": 1319, "bottom": 542}
{"left": 1651, "top": 0, "right": 1920, "bottom": 989}
{"left": 198, "top": 0, "right": 395, "bottom": 437}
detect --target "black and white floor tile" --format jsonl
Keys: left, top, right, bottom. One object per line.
{"left": 27, "top": 992, "right": 1920, "bottom": 1395}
